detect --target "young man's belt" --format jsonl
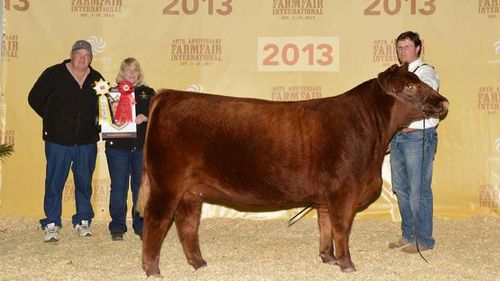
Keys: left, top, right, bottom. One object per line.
{"left": 401, "top": 128, "right": 421, "bottom": 133}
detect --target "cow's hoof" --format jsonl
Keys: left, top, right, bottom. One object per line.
{"left": 320, "top": 254, "right": 339, "bottom": 265}
{"left": 341, "top": 266, "right": 357, "bottom": 273}
{"left": 143, "top": 263, "right": 161, "bottom": 277}
{"left": 188, "top": 258, "right": 207, "bottom": 270}
{"left": 146, "top": 273, "right": 163, "bottom": 279}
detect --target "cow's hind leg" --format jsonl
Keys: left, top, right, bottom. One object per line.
{"left": 317, "top": 205, "right": 338, "bottom": 265}
{"left": 142, "top": 190, "right": 182, "bottom": 277}
{"left": 175, "top": 191, "right": 206, "bottom": 269}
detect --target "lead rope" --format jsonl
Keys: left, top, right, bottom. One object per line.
{"left": 413, "top": 118, "right": 429, "bottom": 263}
{"left": 288, "top": 203, "right": 313, "bottom": 227}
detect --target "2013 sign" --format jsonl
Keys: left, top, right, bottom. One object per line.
{"left": 163, "top": 0, "right": 232, "bottom": 15}
{"left": 364, "top": 0, "right": 436, "bottom": 15}
{"left": 257, "top": 37, "right": 339, "bottom": 72}
{"left": 4, "top": 0, "right": 29, "bottom": 11}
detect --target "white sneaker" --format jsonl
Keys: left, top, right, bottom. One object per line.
{"left": 75, "top": 220, "right": 92, "bottom": 237}
{"left": 43, "top": 223, "right": 60, "bottom": 242}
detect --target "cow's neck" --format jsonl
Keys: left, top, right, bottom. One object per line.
{"left": 366, "top": 80, "right": 407, "bottom": 153}
{"left": 370, "top": 79, "right": 422, "bottom": 146}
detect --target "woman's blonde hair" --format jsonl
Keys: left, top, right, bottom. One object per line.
{"left": 115, "top": 57, "right": 146, "bottom": 86}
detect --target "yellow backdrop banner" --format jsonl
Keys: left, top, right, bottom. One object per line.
{"left": 1, "top": 0, "right": 498, "bottom": 221}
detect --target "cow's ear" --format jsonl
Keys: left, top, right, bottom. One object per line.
{"left": 378, "top": 64, "right": 399, "bottom": 79}
{"left": 378, "top": 64, "right": 398, "bottom": 92}
{"left": 378, "top": 64, "right": 405, "bottom": 94}
{"left": 387, "top": 64, "right": 399, "bottom": 73}
{"left": 400, "top": 63, "right": 409, "bottom": 72}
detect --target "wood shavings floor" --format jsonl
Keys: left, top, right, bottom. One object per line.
{"left": 0, "top": 216, "right": 498, "bottom": 281}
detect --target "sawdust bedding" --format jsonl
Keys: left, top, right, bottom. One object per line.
{"left": 0, "top": 216, "right": 498, "bottom": 281}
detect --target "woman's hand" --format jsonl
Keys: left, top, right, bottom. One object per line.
{"left": 136, "top": 114, "right": 148, "bottom": 124}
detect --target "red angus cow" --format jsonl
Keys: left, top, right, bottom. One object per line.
{"left": 136, "top": 64, "right": 448, "bottom": 277}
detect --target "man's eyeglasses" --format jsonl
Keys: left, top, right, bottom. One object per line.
{"left": 396, "top": 45, "right": 415, "bottom": 51}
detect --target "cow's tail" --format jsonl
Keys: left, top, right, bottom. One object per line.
{"left": 136, "top": 168, "right": 150, "bottom": 217}
{"left": 136, "top": 93, "right": 161, "bottom": 217}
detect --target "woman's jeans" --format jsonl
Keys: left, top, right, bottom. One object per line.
{"left": 105, "top": 147, "right": 144, "bottom": 235}
{"left": 390, "top": 127, "right": 437, "bottom": 248}
{"left": 40, "top": 141, "right": 97, "bottom": 229}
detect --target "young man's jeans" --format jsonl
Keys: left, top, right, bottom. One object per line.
{"left": 390, "top": 127, "right": 437, "bottom": 249}
{"left": 39, "top": 141, "right": 97, "bottom": 229}
{"left": 105, "top": 147, "right": 144, "bottom": 235}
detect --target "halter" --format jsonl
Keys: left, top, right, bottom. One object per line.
{"left": 376, "top": 78, "right": 429, "bottom": 111}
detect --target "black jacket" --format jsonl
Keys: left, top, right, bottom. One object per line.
{"left": 104, "top": 85, "right": 155, "bottom": 150}
{"left": 28, "top": 59, "right": 104, "bottom": 146}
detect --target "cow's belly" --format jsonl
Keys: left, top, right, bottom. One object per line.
{"left": 189, "top": 182, "right": 319, "bottom": 208}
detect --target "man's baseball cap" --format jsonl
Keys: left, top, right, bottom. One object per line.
{"left": 71, "top": 40, "right": 93, "bottom": 54}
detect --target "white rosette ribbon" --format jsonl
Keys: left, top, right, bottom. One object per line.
{"left": 93, "top": 79, "right": 112, "bottom": 125}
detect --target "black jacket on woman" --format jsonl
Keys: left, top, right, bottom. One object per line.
{"left": 104, "top": 85, "right": 155, "bottom": 150}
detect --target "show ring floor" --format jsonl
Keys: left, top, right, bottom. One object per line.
{"left": 0, "top": 216, "right": 498, "bottom": 281}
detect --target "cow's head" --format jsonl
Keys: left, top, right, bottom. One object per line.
{"left": 377, "top": 64, "right": 448, "bottom": 119}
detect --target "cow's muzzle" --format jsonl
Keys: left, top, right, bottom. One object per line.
{"left": 421, "top": 98, "right": 449, "bottom": 118}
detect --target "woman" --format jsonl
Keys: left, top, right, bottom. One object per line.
{"left": 105, "top": 58, "right": 155, "bottom": 241}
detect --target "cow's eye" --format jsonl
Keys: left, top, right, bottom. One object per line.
{"left": 406, "top": 83, "right": 415, "bottom": 89}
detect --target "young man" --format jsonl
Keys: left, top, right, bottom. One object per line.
{"left": 28, "top": 40, "right": 104, "bottom": 242}
{"left": 389, "top": 31, "right": 440, "bottom": 253}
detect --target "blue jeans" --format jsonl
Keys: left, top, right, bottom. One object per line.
{"left": 390, "top": 128, "right": 437, "bottom": 248}
{"left": 105, "top": 147, "right": 144, "bottom": 235}
{"left": 40, "top": 142, "right": 97, "bottom": 229}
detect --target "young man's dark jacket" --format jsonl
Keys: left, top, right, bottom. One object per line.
{"left": 28, "top": 59, "right": 104, "bottom": 146}
{"left": 104, "top": 85, "right": 155, "bottom": 150}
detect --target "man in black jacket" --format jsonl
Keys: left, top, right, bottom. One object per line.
{"left": 28, "top": 40, "right": 104, "bottom": 242}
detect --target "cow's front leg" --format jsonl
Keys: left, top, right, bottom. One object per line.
{"left": 175, "top": 192, "right": 207, "bottom": 269}
{"left": 316, "top": 205, "right": 338, "bottom": 265}
{"left": 327, "top": 196, "right": 357, "bottom": 272}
